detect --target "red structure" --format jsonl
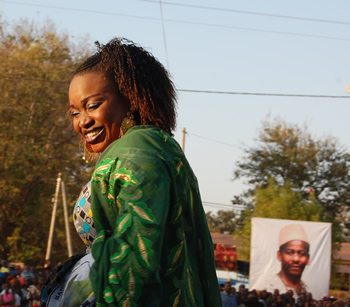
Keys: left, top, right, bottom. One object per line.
{"left": 214, "top": 244, "right": 237, "bottom": 270}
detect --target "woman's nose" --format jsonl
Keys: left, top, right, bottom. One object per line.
{"left": 79, "top": 112, "right": 93, "bottom": 128}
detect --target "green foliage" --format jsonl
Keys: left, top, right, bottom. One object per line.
{"left": 233, "top": 118, "right": 350, "bottom": 256}
{"left": 253, "top": 178, "right": 322, "bottom": 220}
{"left": 234, "top": 119, "right": 350, "bottom": 223}
{"left": 0, "top": 17, "right": 92, "bottom": 266}
{"left": 234, "top": 178, "right": 322, "bottom": 261}
{"left": 206, "top": 210, "right": 237, "bottom": 234}
{"left": 330, "top": 271, "right": 348, "bottom": 290}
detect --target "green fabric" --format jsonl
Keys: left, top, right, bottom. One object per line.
{"left": 89, "top": 125, "right": 221, "bottom": 306}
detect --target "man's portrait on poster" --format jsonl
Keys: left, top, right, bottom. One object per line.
{"left": 249, "top": 218, "right": 331, "bottom": 300}
{"left": 265, "top": 224, "right": 310, "bottom": 296}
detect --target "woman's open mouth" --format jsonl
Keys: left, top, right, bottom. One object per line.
{"left": 85, "top": 127, "right": 104, "bottom": 143}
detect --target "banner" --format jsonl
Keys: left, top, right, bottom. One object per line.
{"left": 249, "top": 218, "right": 331, "bottom": 300}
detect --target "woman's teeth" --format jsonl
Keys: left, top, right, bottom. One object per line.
{"left": 86, "top": 128, "right": 104, "bottom": 142}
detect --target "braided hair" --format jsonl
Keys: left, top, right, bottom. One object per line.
{"left": 72, "top": 38, "right": 177, "bottom": 135}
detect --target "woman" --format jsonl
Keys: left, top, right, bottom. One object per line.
{"left": 47, "top": 37, "right": 221, "bottom": 306}
{"left": 26, "top": 276, "right": 42, "bottom": 307}
{"left": 0, "top": 283, "right": 14, "bottom": 307}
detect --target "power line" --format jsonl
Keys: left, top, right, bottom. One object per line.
{"left": 1, "top": 75, "right": 349, "bottom": 99}
{"left": 187, "top": 132, "right": 242, "bottom": 149}
{"left": 159, "top": 0, "right": 170, "bottom": 70}
{"left": 157, "top": 5, "right": 350, "bottom": 43}
{"left": 0, "top": 1, "right": 349, "bottom": 42}
{"left": 140, "top": 0, "right": 350, "bottom": 26}
{"left": 2, "top": 75, "right": 350, "bottom": 99}
{"left": 162, "top": 19, "right": 350, "bottom": 42}
{"left": 0, "top": 0, "right": 161, "bottom": 20}
{"left": 178, "top": 89, "right": 350, "bottom": 99}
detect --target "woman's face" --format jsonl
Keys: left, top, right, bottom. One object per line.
{"left": 69, "top": 72, "right": 130, "bottom": 153}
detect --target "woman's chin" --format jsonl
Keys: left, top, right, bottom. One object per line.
{"left": 90, "top": 141, "right": 113, "bottom": 153}
{"left": 90, "top": 143, "right": 105, "bottom": 153}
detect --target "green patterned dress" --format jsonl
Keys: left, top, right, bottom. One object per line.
{"left": 89, "top": 125, "right": 221, "bottom": 307}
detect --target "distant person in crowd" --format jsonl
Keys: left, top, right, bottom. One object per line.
{"left": 221, "top": 281, "right": 238, "bottom": 307}
{"left": 264, "top": 224, "right": 310, "bottom": 297}
{"left": 245, "top": 292, "right": 264, "bottom": 307}
{"left": 10, "top": 283, "right": 21, "bottom": 307}
{"left": 28, "top": 268, "right": 37, "bottom": 281}
{"left": 8, "top": 266, "right": 16, "bottom": 276}
{"left": 7, "top": 272, "right": 18, "bottom": 287}
{"left": 284, "top": 290, "right": 295, "bottom": 306}
{"left": 239, "top": 284, "right": 246, "bottom": 294}
{"left": 0, "top": 273, "right": 5, "bottom": 291}
{"left": 258, "top": 290, "right": 269, "bottom": 307}
{"left": 237, "top": 284, "right": 246, "bottom": 306}
{"left": 0, "top": 282, "right": 14, "bottom": 307}
{"left": 26, "top": 276, "right": 41, "bottom": 307}
{"left": 274, "top": 294, "right": 285, "bottom": 307}
{"left": 0, "top": 261, "right": 9, "bottom": 274}
{"left": 305, "top": 292, "right": 317, "bottom": 305}
{"left": 273, "top": 289, "right": 280, "bottom": 300}
{"left": 20, "top": 266, "right": 32, "bottom": 281}
{"left": 295, "top": 288, "right": 302, "bottom": 303}
{"left": 21, "top": 278, "right": 31, "bottom": 306}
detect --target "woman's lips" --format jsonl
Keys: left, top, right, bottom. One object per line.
{"left": 85, "top": 127, "right": 104, "bottom": 143}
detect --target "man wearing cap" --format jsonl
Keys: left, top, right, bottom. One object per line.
{"left": 265, "top": 224, "right": 310, "bottom": 297}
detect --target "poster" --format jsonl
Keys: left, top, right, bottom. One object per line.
{"left": 249, "top": 218, "right": 331, "bottom": 300}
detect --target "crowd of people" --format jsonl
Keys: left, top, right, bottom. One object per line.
{"left": 220, "top": 282, "right": 350, "bottom": 307}
{"left": 0, "top": 257, "right": 349, "bottom": 307}
{"left": 0, "top": 259, "right": 51, "bottom": 307}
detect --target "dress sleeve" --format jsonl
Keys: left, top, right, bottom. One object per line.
{"left": 89, "top": 155, "right": 171, "bottom": 306}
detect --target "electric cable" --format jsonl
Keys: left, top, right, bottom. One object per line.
{"left": 140, "top": 0, "right": 350, "bottom": 26}
{"left": 178, "top": 89, "right": 350, "bottom": 99}
{"left": 0, "top": 1, "right": 349, "bottom": 42}
{"left": 1, "top": 74, "right": 349, "bottom": 99}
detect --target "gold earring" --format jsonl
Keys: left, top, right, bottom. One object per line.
{"left": 82, "top": 140, "right": 97, "bottom": 163}
{"left": 85, "top": 141, "right": 94, "bottom": 153}
{"left": 119, "top": 109, "right": 136, "bottom": 138}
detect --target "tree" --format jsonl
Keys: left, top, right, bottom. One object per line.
{"left": 234, "top": 178, "right": 322, "bottom": 261}
{"left": 0, "top": 17, "right": 92, "bottom": 266}
{"left": 206, "top": 210, "right": 237, "bottom": 233}
{"left": 234, "top": 118, "right": 350, "bottom": 238}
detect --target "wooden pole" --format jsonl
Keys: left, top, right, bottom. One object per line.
{"left": 180, "top": 127, "right": 186, "bottom": 151}
{"left": 61, "top": 180, "right": 73, "bottom": 257}
{"left": 45, "top": 173, "right": 61, "bottom": 262}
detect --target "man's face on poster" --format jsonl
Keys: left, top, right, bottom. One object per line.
{"left": 277, "top": 240, "right": 310, "bottom": 278}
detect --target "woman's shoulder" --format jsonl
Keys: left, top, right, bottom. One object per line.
{"left": 102, "top": 125, "right": 183, "bottom": 160}
{"left": 121, "top": 125, "right": 173, "bottom": 146}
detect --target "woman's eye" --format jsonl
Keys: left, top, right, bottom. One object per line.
{"left": 87, "top": 102, "right": 102, "bottom": 111}
{"left": 70, "top": 110, "right": 80, "bottom": 117}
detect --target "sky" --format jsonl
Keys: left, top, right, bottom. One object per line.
{"left": 1, "top": 0, "right": 349, "bottom": 213}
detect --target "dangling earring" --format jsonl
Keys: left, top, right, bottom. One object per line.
{"left": 119, "top": 109, "right": 137, "bottom": 138}
{"left": 82, "top": 139, "right": 98, "bottom": 163}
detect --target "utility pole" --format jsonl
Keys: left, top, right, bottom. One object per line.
{"left": 61, "top": 179, "right": 73, "bottom": 257}
{"left": 45, "top": 173, "right": 61, "bottom": 262}
{"left": 45, "top": 172, "right": 74, "bottom": 263}
{"left": 180, "top": 127, "right": 186, "bottom": 151}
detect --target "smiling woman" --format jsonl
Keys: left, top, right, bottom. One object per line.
{"left": 41, "top": 38, "right": 221, "bottom": 307}
{"left": 69, "top": 73, "right": 130, "bottom": 154}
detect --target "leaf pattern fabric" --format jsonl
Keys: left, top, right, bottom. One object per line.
{"left": 89, "top": 125, "right": 221, "bottom": 306}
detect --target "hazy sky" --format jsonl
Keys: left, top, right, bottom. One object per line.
{"left": 2, "top": 0, "right": 349, "bottom": 213}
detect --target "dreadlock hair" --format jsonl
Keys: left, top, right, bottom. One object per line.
{"left": 72, "top": 38, "right": 177, "bottom": 135}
